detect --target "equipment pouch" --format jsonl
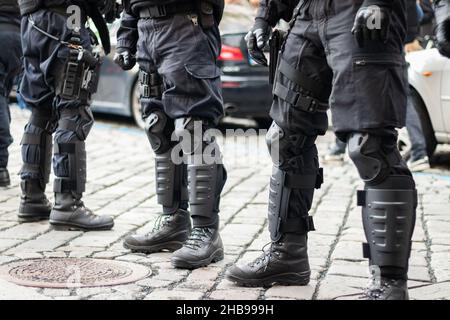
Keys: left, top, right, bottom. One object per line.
{"left": 197, "top": 1, "right": 215, "bottom": 29}
{"left": 269, "top": 29, "right": 287, "bottom": 85}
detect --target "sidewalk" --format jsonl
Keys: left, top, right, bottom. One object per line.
{"left": 1, "top": 107, "right": 449, "bottom": 300}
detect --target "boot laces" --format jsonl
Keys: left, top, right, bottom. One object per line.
{"left": 184, "top": 227, "right": 210, "bottom": 249}
{"left": 151, "top": 214, "right": 172, "bottom": 233}
{"left": 250, "top": 242, "right": 281, "bottom": 271}
{"left": 365, "top": 277, "right": 396, "bottom": 299}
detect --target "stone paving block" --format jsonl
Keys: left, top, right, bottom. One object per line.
{"left": 265, "top": 282, "right": 317, "bottom": 300}
{"left": 316, "top": 275, "right": 367, "bottom": 300}
{"left": 0, "top": 279, "right": 51, "bottom": 300}
{"left": 8, "top": 231, "right": 82, "bottom": 252}
{"left": 144, "top": 289, "right": 204, "bottom": 300}
{"left": 409, "top": 282, "right": 450, "bottom": 300}
{"left": 0, "top": 222, "right": 49, "bottom": 240}
{"left": 209, "top": 289, "right": 260, "bottom": 300}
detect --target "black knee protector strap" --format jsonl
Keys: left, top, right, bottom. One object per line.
{"left": 358, "top": 176, "right": 417, "bottom": 269}
{"left": 53, "top": 141, "right": 86, "bottom": 194}
{"left": 155, "top": 150, "right": 188, "bottom": 212}
{"left": 348, "top": 132, "right": 402, "bottom": 185}
{"left": 144, "top": 110, "right": 174, "bottom": 154}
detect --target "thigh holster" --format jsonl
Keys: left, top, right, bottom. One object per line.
{"left": 273, "top": 58, "right": 329, "bottom": 114}
{"left": 139, "top": 69, "right": 163, "bottom": 100}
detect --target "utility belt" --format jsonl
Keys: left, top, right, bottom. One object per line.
{"left": 138, "top": 1, "right": 216, "bottom": 28}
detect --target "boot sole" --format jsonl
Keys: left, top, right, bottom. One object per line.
{"left": 50, "top": 221, "right": 114, "bottom": 231}
{"left": 123, "top": 241, "right": 184, "bottom": 254}
{"left": 171, "top": 248, "right": 224, "bottom": 270}
{"left": 226, "top": 270, "right": 311, "bottom": 288}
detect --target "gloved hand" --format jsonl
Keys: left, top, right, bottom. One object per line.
{"left": 351, "top": 3, "right": 392, "bottom": 48}
{"left": 113, "top": 48, "right": 136, "bottom": 71}
{"left": 434, "top": 0, "right": 450, "bottom": 58}
{"left": 245, "top": 18, "right": 271, "bottom": 66}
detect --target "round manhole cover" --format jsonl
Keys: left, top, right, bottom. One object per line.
{"left": 0, "top": 258, "right": 151, "bottom": 288}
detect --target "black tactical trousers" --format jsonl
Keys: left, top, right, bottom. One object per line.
{"left": 19, "top": 9, "right": 94, "bottom": 194}
{"left": 0, "top": 23, "right": 22, "bottom": 169}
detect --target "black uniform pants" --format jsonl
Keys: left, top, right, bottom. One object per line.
{"left": 0, "top": 23, "right": 22, "bottom": 169}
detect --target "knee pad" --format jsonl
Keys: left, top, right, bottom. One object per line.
{"left": 266, "top": 121, "right": 317, "bottom": 171}
{"left": 58, "top": 106, "right": 94, "bottom": 141}
{"left": 348, "top": 132, "right": 405, "bottom": 185}
{"left": 20, "top": 108, "right": 56, "bottom": 183}
{"left": 144, "top": 110, "right": 174, "bottom": 154}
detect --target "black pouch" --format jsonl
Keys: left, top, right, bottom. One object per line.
{"left": 197, "top": 1, "right": 215, "bottom": 29}
{"left": 269, "top": 29, "right": 287, "bottom": 85}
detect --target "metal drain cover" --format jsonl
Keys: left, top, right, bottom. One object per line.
{"left": 0, "top": 258, "right": 151, "bottom": 288}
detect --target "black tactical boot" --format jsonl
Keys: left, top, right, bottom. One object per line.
{"left": 49, "top": 193, "right": 114, "bottom": 231}
{"left": 0, "top": 168, "right": 10, "bottom": 187}
{"left": 171, "top": 227, "right": 224, "bottom": 269}
{"left": 364, "top": 277, "right": 409, "bottom": 300}
{"left": 123, "top": 209, "right": 191, "bottom": 253}
{"left": 18, "top": 179, "right": 52, "bottom": 222}
{"left": 226, "top": 233, "right": 310, "bottom": 287}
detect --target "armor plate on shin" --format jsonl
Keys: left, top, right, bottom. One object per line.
{"left": 358, "top": 185, "right": 417, "bottom": 269}
{"left": 53, "top": 141, "right": 86, "bottom": 194}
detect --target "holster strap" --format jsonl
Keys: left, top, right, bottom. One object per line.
{"left": 274, "top": 82, "right": 328, "bottom": 113}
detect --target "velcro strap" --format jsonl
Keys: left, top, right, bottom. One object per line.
{"left": 281, "top": 216, "right": 315, "bottom": 233}
{"left": 139, "top": 70, "right": 149, "bottom": 84}
{"left": 273, "top": 82, "right": 328, "bottom": 113}
{"left": 285, "top": 172, "right": 318, "bottom": 189}
{"left": 54, "top": 143, "right": 76, "bottom": 154}
{"left": 362, "top": 243, "right": 371, "bottom": 259}
{"left": 278, "top": 58, "right": 327, "bottom": 100}
{"left": 54, "top": 178, "right": 77, "bottom": 193}
{"left": 20, "top": 133, "right": 41, "bottom": 145}
{"left": 357, "top": 190, "right": 366, "bottom": 206}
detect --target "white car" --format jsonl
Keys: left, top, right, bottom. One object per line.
{"left": 406, "top": 48, "right": 450, "bottom": 157}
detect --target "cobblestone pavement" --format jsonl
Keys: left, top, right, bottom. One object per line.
{"left": 1, "top": 107, "right": 450, "bottom": 300}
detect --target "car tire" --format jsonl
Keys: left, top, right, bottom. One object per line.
{"left": 410, "top": 87, "right": 437, "bottom": 158}
{"left": 131, "top": 79, "right": 146, "bottom": 130}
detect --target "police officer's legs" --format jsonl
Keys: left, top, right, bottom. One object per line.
{"left": 18, "top": 107, "right": 54, "bottom": 221}
{"left": 171, "top": 117, "right": 226, "bottom": 269}
{"left": 123, "top": 68, "right": 191, "bottom": 253}
{"left": 227, "top": 17, "right": 331, "bottom": 285}
{"left": 325, "top": 1, "right": 416, "bottom": 299}
{"left": 0, "top": 95, "right": 12, "bottom": 187}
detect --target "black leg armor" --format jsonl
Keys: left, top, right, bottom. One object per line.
{"left": 174, "top": 117, "right": 227, "bottom": 229}
{"left": 20, "top": 108, "right": 56, "bottom": 186}
{"left": 266, "top": 121, "right": 322, "bottom": 242}
{"left": 348, "top": 132, "right": 417, "bottom": 279}
{"left": 143, "top": 108, "right": 188, "bottom": 214}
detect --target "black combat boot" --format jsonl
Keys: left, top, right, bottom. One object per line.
{"left": 0, "top": 168, "right": 10, "bottom": 187}
{"left": 364, "top": 276, "right": 409, "bottom": 300}
{"left": 171, "top": 227, "right": 224, "bottom": 269}
{"left": 49, "top": 193, "right": 114, "bottom": 231}
{"left": 226, "top": 233, "right": 310, "bottom": 287}
{"left": 123, "top": 209, "right": 191, "bottom": 253}
{"left": 18, "top": 179, "right": 52, "bottom": 222}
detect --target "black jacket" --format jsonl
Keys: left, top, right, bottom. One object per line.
{"left": 0, "top": 0, "right": 20, "bottom": 26}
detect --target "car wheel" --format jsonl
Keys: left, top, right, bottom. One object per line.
{"left": 131, "top": 79, "right": 146, "bottom": 129}
{"left": 410, "top": 88, "right": 437, "bottom": 158}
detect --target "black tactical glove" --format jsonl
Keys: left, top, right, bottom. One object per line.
{"left": 114, "top": 48, "right": 136, "bottom": 71}
{"left": 435, "top": 0, "right": 450, "bottom": 58}
{"left": 245, "top": 18, "right": 271, "bottom": 66}
{"left": 352, "top": 1, "right": 392, "bottom": 48}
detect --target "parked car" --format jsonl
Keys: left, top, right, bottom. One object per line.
{"left": 404, "top": 47, "right": 450, "bottom": 158}
{"left": 91, "top": 5, "right": 273, "bottom": 128}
